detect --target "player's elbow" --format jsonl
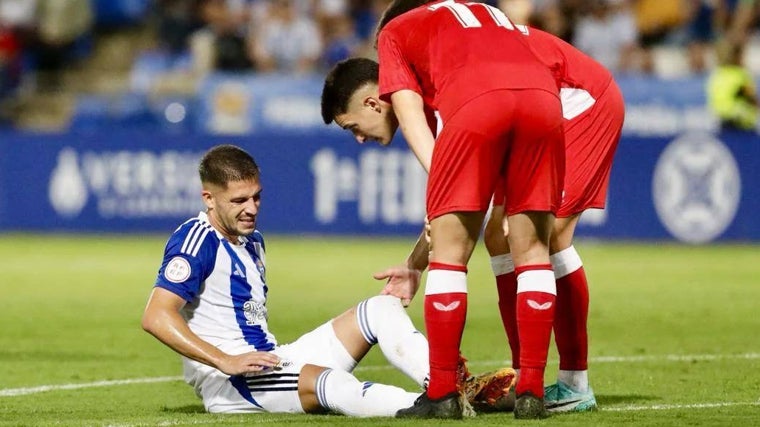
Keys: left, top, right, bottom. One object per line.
{"left": 141, "top": 309, "right": 161, "bottom": 336}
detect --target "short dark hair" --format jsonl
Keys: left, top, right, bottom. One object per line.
{"left": 199, "top": 144, "right": 260, "bottom": 188}
{"left": 321, "top": 57, "right": 379, "bottom": 124}
{"left": 374, "top": 0, "right": 433, "bottom": 47}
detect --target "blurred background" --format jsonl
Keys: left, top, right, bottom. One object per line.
{"left": 0, "top": 0, "right": 758, "bottom": 243}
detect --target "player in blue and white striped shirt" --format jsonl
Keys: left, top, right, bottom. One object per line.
{"left": 142, "top": 144, "right": 513, "bottom": 416}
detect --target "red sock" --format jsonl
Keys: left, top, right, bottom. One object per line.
{"left": 554, "top": 267, "right": 589, "bottom": 371}
{"left": 496, "top": 272, "right": 520, "bottom": 369}
{"left": 425, "top": 262, "right": 468, "bottom": 399}
{"left": 514, "top": 264, "right": 556, "bottom": 398}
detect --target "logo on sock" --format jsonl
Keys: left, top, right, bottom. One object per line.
{"left": 432, "top": 301, "right": 461, "bottom": 311}
{"left": 527, "top": 300, "right": 553, "bottom": 310}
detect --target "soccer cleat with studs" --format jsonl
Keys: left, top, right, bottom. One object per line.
{"left": 544, "top": 381, "right": 598, "bottom": 413}
{"left": 457, "top": 355, "right": 517, "bottom": 413}
{"left": 396, "top": 391, "right": 464, "bottom": 419}
{"left": 514, "top": 391, "right": 550, "bottom": 419}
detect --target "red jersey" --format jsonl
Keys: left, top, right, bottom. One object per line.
{"left": 526, "top": 28, "right": 614, "bottom": 120}
{"left": 377, "top": 0, "right": 557, "bottom": 121}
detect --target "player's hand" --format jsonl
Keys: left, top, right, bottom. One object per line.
{"left": 373, "top": 265, "right": 421, "bottom": 307}
{"left": 217, "top": 351, "right": 281, "bottom": 376}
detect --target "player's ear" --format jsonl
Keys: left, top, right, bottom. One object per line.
{"left": 201, "top": 189, "right": 214, "bottom": 210}
{"left": 365, "top": 96, "right": 381, "bottom": 112}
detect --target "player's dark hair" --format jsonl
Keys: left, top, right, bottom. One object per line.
{"left": 321, "top": 57, "right": 380, "bottom": 124}
{"left": 199, "top": 144, "right": 260, "bottom": 187}
{"left": 374, "top": 0, "right": 434, "bottom": 47}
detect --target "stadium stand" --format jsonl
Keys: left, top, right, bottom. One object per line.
{"left": 0, "top": 0, "right": 758, "bottom": 132}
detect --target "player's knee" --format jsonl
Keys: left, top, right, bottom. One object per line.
{"left": 483, "top": 218, "right": 507, "bottom": 255}
{"left": 369, "top": 294, "right": 402, "bottom": 310}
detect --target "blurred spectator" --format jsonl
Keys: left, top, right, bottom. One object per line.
{"left": 725, "top": 0, "right": 759, "bottom": 46}
{"left": 249, "top": 0, "right": 322, "bottom": 74}
{"left": 706, "top": 39, "right": 758, "bottom": 130}
{"left": 320, "top": 13, "right": 361, "bottom": 69}
{"left": 155, "top": 0, "right": 204, "bottom": 55}
{"left": 0, "top": 0, "right": 35, "bottom": 97}
{"left": 684, "top": 0, "right": 726, "bottom": 73}
{"left": 351, "top": 0, "right": 391, "bottom": 53}
{"left": 33, "top": 0, "right": 93, "bottom": 90}
{"left": 572, "top": 0, "right": 639, "bottom": 73}
{"left": 191, "top": 0, "right": 254, "bottom": 73}
{"left": 634, "top": 0, "right": 689, "bottom": 73}
{"left": 498, "top": 0, "right": 533, "bottom": 24}
{"left": 313, "top": 0, "right": 360, "bottom": 69}
{"left": 530, "top": 0, "right": 585, "bottom": 42}
{"left": 0, "top": 25, "right": 21, "bottom": 102}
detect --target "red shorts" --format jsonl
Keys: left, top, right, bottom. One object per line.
{"left": 557, "top": 81, "right": 624, "bottom": 217}
{"left": 426, "top": 89, "right": 564, "bottom": 220}
{"left": 493, "top": 81, "right": 624, "bottom": 218}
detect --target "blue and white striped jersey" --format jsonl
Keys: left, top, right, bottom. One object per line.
{"left": 155, "top": 212, "right": 277, "bottom": 354}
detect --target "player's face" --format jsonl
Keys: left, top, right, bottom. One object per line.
{"left": 203, "top": 178, "right": 262, "bottom": 242}
{"left": 334, "top": 92, "right": 397, "bottom": 146}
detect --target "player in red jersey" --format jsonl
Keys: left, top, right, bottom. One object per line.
{"left": 322, "top": 8, "right": 624, "bottom": 418}
{"left": 484, "top": 27, "right": 624, "bottom": 414}
{"left": 377, "top": 1, "right": 565, "bottom": 419}
{"left": 323, "top": 0, "right": 564, "bottom": 418}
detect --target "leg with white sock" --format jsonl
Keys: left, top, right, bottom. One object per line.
{"left": 551, "top": 245, "right": 590, "bottom": 392}
{"left": 544, "top": 214, "right": 597, "bottom": 412}
{"left": 396, "top": 212, "right": 482, "bottom": 419}
{"left": 550, "top": 216, "right": 590, "bottom": 391}
{"left": 355, "top": 295, "right": 429, "bottom": 388}
{"left": 508, "top": 211, "right": 555, "bottom": 419}
{"left": 484, "top": 207, "right": 520, "bottom": 371}
{"left": 312, "top": 366, "right": 420, "bottom": 417}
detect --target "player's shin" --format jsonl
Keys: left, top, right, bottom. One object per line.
{"left": 315, "top": 369, "right": 419, "bottom": 417}
{"left": 357, "top": 295, "right": 428, "bottom": 387}
{"left": 424, "top": 264, "right": 468, "bottom": 399}
{"left": 491, "top": 254, "right": 520, "bottom": 370}
{"left": 550, "top": 246, "right": 590, "bottom": 391}
{"left": 514, "top": 265, "right": 556, "bottom": 398}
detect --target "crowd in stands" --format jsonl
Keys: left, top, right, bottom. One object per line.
{"left": 150, "top": 0, "right": 760, "bottom": 76}
{"left": 0, "top": 0, "right": 759, "bottom": 129}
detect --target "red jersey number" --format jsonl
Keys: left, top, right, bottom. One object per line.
{"left": 428, "top": 0, "right": 528, "bottom": 34}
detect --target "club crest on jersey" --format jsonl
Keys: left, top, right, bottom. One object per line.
{"left": 255, "top": 259, "right": 265, "bottom": 281}
{"left": 164, "top": 256, "right": 191, "bottom": 283}
{"left": 243, "top": 300, "right": 268, "bottom": 325}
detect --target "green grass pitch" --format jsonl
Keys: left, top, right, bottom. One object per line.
{"left": 1, "top": 235, "right": 759, "bottom": 426}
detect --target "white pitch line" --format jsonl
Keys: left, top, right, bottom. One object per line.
{"left": 602, "top": 401, "right": 760, "bottom": 412}
{"left": 0, "top": 376, "right": 183, "bottom": 397}
{"left": 1, "top": 352, "right": 758, "bottom": 398}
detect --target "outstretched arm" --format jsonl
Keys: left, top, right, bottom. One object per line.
{"left": 374, "top": 228, "right": 430, "bottom": 306}
{"left": 141, "top": 287, "right": 280, "bottom": 375}
{"left": 375, "top": 91, "right": 435, "bottom": 305}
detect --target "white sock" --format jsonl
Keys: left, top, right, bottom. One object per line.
{"left": 490, "top": 253, "right": 515, "bottom": 276}
{"left": 357, "top": 295, "right": 429, "bottom": 388}
{"left": 315, "top": 368, "right": 419, "bottom": 417}
{"left": 557, "top": 370, "right": 589, "bottom": 393}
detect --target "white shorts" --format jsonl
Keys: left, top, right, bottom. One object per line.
{"left": 185, "top": 321, "right": 358, "bottom": 414}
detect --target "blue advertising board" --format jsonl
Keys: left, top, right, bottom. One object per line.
{"left": 0, "top": 130, "right": 758, "bottom": 242}
{"left": 192, "top": 73, "right": 757, "bottom": 138}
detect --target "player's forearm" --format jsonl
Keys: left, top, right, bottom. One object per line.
{"left": 406, "top": 228, "right": 430, "bottom": 272}
{"left": 390, "top": 90, "right": 434, "bottom": 172}
{"left": 142, "top": 309, "right": 227, "bottom": 370}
